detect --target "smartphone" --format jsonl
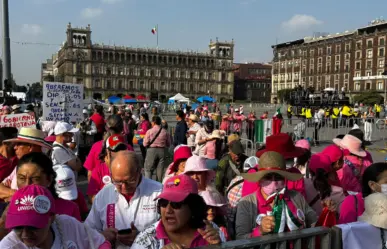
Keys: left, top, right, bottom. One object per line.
{"left": 118, "top": 228, "right": 132, "bottom": 235}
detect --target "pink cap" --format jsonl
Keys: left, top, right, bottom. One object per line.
{"left": 44, "top": 135, "right": 56, "bottom": 143}
{"left": 321, "top": 145, "right": 343, "bottom": 163}
{"left": 309, "top": 153, "right": 332, "bottom": 174}
{"left": 172, "top": 146, "right": 192, "bottom": 171}
{"left": 155, "top": 174, "right": 198, "bottom": 202}
{"left": 6, "top": 184, "right": 55, "bottom": 229}
{"left": 295, "top": 139, "right": 311, "bottom": 151}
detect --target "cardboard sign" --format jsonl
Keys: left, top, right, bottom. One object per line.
{"left": 0, "top": 113, "right": 36, "bottom": 129}
{"left": 42, "top": 82, "right": 84, "bottom": 123}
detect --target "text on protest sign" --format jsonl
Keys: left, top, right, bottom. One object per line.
{"left": 43, "top": 82, "right": 84, "bottom": 123}
{"left": 0, "top": 113, "right": 36, "bottom": 129}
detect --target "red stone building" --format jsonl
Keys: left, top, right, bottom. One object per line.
{"left": 233, "top": 63, "right": 272, "bottom": 102}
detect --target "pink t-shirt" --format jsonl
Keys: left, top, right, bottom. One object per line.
{"left": 339, "top": 192, "right": 364, "bottom": 224}
{"left": 84, "top": 140, "right": 104, "bottom": 172}
{"left": 87, "top": 162, "right": 110, "bottom": 197}
{"left": 155, "top": 221, "right": 209, "bottom": 247}
{"left": 84, "top": 140, "right": 134, "bottom": 172}
{"left": 336, "top": 153, "right": 372, "bottom": 193}
{"left": 204, "top": 140, "right": 216, "bottom": 159}
{"left": 55, "top": 198, "right": 82, "bottom": 221}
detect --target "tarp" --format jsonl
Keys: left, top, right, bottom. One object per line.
{"left": 124, "top": 99, "right": 136, "bottom": 103}
{"left": 169, "top": 93, "right": 189, "bottom": 102}
{"left": 108, "top": 96, "right": 121, "bottom": 104}
{"left": 197, "top": 96, "right": 214, "bottom": 103}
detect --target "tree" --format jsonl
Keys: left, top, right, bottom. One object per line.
{"left": 353, "top": 91, "right": 383, "bottom": 105}
{"left": 277, "top": 88, "right": 293, "bottom": 103}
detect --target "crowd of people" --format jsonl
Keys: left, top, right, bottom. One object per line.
{"left": 0, "top": 102, "right": 384, "bottom": 248}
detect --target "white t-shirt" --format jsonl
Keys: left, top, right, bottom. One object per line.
{"left": 85, "top": 177, "right": 162, "bottom": 249}
{"left": 0, "top": 215, "right": 106, "bottom": 249}
{"left": 51, "top": 142, "right": 76, "bottom": 166}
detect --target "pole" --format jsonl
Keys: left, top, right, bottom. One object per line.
{"left": 2, "top": 0, "right": 11, "bottom": 91}
{"left": 156, "top": 24, "right": 159, "bottom": 51}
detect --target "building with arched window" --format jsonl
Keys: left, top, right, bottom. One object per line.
{"left": 42, "top": 23, "right": 235, "bottom": 101}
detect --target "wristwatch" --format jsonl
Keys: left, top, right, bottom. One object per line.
{"left": 256, "top": 214, "right": 267, "bottom": 226}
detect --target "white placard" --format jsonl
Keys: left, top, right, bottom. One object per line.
{"left": 0, "top": 113, "right": 36, "bottom": 129}
{"left": 43, "top": 82, "right": 84, "bottom": 123}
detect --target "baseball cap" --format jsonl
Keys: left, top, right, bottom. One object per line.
{"left": 106, "top": 134, "right": 127, "bottom": 151}
{"left": 54, "top": 121, "right": 79, "bottom": 135}
{"left": 155, "top": 174, "right": 198, "bottom": 203}
{"left": 53, "top": 165, "right": 78, "bottom": 200}
{"left": 6, "top": 184, "right": 55, "bottom": 229}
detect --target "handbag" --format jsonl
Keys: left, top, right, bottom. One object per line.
{"left": 146, "top": 127, "right": 163, "bottom": 148}
{"left": 316, "top": 207, "right": 337, "bottom": 228}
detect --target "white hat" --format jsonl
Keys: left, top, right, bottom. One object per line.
{"left": 244, "top": 156, "right": 259, "bottom": 172}
{"left": 359, "top": 192, "right": 387, "bottom": 229}
{"left": 53, "top": 165, "right": 78, "bottom": 201}
{"left": 54, "top": 121, "right": 79, "bottom": 135}
{"left": 12, "top": 104, "right": 20, "bottom": 110}
{"left": 82, "top": 109, "right": 88, "bottom": 114}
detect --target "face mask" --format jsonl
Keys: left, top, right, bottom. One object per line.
{"left": 260, "top": 180, "right": 285, "bottom": 196}
{"left": 285, "top": 159, "right": 295, "bottom": 169}
{"left": 380, "top": 184, "right": 387, "bottom": 195}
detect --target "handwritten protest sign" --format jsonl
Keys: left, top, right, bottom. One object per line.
{"left": 43, "top": 82, "right": 84, "bottom": 123}
{"left": 0, "top": 113, "right": 36, "bottom": 129}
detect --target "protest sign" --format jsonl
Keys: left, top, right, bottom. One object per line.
{"left": 43, "top": 82, "right": 84, "bottom": 123}
{"left": 0, "top": 113, "right": 36, "bottom": 129}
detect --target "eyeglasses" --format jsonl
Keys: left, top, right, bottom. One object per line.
{"left": 158, "top": 199, "right": 184, "bottom": 209}
{"left": 111, "top": 178, "right": 137, "bottom": 186}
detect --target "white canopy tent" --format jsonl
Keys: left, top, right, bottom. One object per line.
{"left": 169, "top": 93, "right": 190, "bottom": 103}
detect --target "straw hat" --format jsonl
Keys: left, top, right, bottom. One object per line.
{"left": 4, "top": 128, "right": 52, "bottom": 149}
{"left": 333, "top": 134, "right": 366, "bottom": 158}
{"left": 359, "top": 192, "right": 387, "bottom": 229}
{"left": 189, "top": 114, "right": 199, "bottom": 122}
{"left": 209, "top": 130, "right": 223, "bottom": 140}
{"left": 241, "top": 151, "right": 303, "bottom": 182}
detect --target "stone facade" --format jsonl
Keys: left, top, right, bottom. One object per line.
{"left": 43, "top": 23, "right": 235, "bottom": 101}
{"left": 233, "top": 63, "right": 271, "bottom": 102}
{"left": 271, "top": 19, "right": 387, "bottom": 103}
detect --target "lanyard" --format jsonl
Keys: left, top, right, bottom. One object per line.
{"left": 380, "top": 228, "right": 387, "bottom": 249}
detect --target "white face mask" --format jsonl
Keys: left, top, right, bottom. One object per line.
{"left": 380, "top": 184, "right": 387, "bottom": 195}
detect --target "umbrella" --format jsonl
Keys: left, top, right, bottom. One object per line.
{"left": 108, "top": 96, "right": 121, "bottom": 104}
{"left": 137, "top": 95, "right": 146, "bottom": 100}
{"left": 124, "top": 99, "right": 137, "bottom": 103}
{"left": 123, "top": 95, "right": 133, "bottom": 99}
{"left": 197, "top": 96, "right": 214, "bottom": 103}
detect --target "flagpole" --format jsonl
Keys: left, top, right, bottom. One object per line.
{"left": 156, "top": 24, "right": 159, "bottom": 52}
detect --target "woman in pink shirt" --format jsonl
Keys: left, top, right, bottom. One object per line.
{"left": 0, "top": 152, "right": 82, "bottom": 240}
{"left": 305, "top": 153, "right": 345, "bottom": 216}
{"left": 339, "top": 162, "right": 387, "bottom": 224}
{"left": 333, "top": 134, "right": 368, "bottom": 193}
{"left": 136, "top": 113, "right": 151, "bottom": 159}
{"left": 131, "top": 174, "right": 222, "bottom": 249}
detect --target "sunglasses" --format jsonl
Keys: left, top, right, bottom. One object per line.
{"left": 14, "top": 226, "right": 39, "bottom": 232}
{"left": 158, "top": 199, "right": 184, "bottom": 209}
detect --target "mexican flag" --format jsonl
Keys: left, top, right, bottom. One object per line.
{"left": 255, "top": 119, "right": 272, "bottom": 144}
{"left": 151, "top": 26, "right": 157, "bottom": 34}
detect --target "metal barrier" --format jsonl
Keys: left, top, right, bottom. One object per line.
{"left": 197, "top": 227, "right": 332, "bottom": 249}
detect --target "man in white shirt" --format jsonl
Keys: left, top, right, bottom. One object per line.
{"left": 51, "top": 122, "right": 82, "bottom": 172}
{"left": 85, "top": 151, "right": 162, "bottom": 249}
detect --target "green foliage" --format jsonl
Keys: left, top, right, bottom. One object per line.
{"left": 353, "top": 91, "right": 383, "bottom": 105}
{"left": 277, "top": 88, "right": 293, "bottom": 103}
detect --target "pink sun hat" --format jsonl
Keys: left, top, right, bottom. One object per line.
{"left": 183, "top": 155, "right": 216, "bottom": 183}
{"left": 333, "top": 134, "right": 366, "bottom": 158}
{"left": 155, "top": 174, "right": 198, "bottom": 202}
{"left": 295, "top": 139, "right": 311, "bottom": 151}
{"left": 6, "top": 184, "right": 56, "bottom": 229}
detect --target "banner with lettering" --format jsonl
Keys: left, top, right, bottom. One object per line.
{"left": 0, "top": 113, "right": 36, "bottom": 129}
{"left": 42, "top": 82, "right": 84, "bottom": 123}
